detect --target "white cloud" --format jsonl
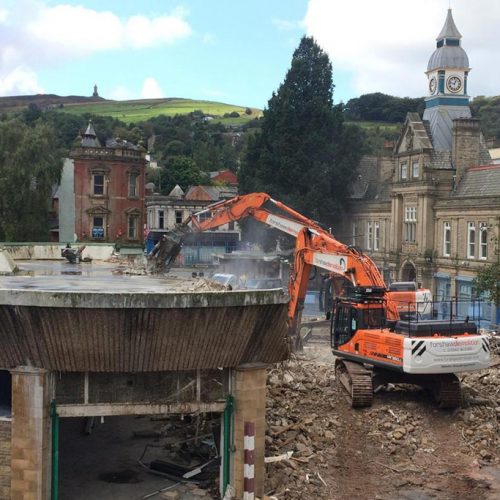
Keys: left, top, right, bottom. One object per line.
{"left": 140, "top": 78, "right": 164, "bottom": 99}
{"left": 304, "top": 0, "right": 500, "bottom": 98}
{"left": 27, "top": 5, "right": 122, "bottom": 56}
{"left": 26, "top": 3, "right": 192, "bottom": 55}
{"left": 125, "top": 15, "right": 191, "bottom": 49}
{"left": 0, "top": 65, "right": 44, "bottom": 95}
{"left": 0, "top": 8, "right": 8, "bottom": 23}
{"left": 107, "top": 79, "right": 166, "bottom": 101}
{"left": 0, "top": 1, "right": 192, "bottom": 96}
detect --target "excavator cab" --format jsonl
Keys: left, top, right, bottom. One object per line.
{"left": 331, "top": 287, "right": 386, "bottom": 349}
{"left": 331, "top": 301, "right": 386, "bottom": 348}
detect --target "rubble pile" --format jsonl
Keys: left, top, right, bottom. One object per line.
{"left": 265, "top": 345, "right": 500, "bottom": 499}
{"left": 265, "top": 359, "right": 341, "bottom": 499}
{"left": 365, "top": 406, "right": 426, "bottom": 457}
{"left": 459, "top": 333, "right": 500, "bottom": 460}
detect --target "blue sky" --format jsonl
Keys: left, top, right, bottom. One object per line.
{"left": 1, "top": 1, "right": 499, "bottom": 108}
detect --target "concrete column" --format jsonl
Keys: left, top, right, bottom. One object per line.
{"left": 231, "top": 363, "right": 267, "bottom": 499}
{"left": 10, "top": 367, "right": 53, "bottom": 500}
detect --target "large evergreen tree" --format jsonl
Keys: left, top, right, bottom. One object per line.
{"left": 0, "top": 118, "right": 63, "bottom": 241}
{"left": 239, "top": 36, "right": 364, "bottom": 225}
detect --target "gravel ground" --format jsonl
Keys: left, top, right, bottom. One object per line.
{"left": 264, "top": 333, "right": 500, "bottom": 499}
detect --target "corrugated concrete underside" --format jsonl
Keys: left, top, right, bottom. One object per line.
{"left": 0, "top": 302, "right": 289, "bottom": 371}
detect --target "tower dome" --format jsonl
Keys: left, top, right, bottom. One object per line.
{"left": 427, "top": 46, "right": 469, "bottom": 72}
{"left": 427, "top": 9, "right": 469, "bottom": 72}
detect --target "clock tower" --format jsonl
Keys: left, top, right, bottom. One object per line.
{"left": 423, "top": 9, "right": 471, "bottom": 151}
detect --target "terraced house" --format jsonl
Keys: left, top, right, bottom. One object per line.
{"left": 346, "top": 9, "right": 500, "bottom": 326}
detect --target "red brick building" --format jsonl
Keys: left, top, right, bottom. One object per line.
{"left": 71, "top": 122, "right": 147, "bottom": 243}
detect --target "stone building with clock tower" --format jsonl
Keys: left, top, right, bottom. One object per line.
{"left": 345, "top": 9, "right": 500, "bottom": 326}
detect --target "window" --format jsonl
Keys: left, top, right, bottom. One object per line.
{"left": 228, "top": 221, "right": 235, "bottom": 231}
{"left": 467, "top": 222, "right": 475, "bottom": 259}
{"left": 374, "top": 222, "right": 380, "bottom": 251}
{"left": 158, "top": 210, "right": 164, "bottom": 230}
{"left": 412, "top": 161, "right": 419, "bottom": 178}
{"left": 175, "top": 210, "right": 183, "bottom": 224}
{"left": 128, "top": 172, "right": 139, "bottom": 198}
{"left": 0, "top": 370, "right": 11, "bottom": 418}
{"left": 198, "top": 211, "right": 212, "bottom": 222}
{"left": 352, "top": 223, "right": 356, "bottom": 246}
{"left": 366, "top": 222, "right": 373, "bottom": 250}
{"left": 92, "top": 216, "right": 105, "bottom": 239}
{"left": 128, "top": 216, "right": 138, "bottom": 239}
{"left": 404, "top": 206, "right": 417, "bottom": 243}
{"left": 400, "top": 162, "right": 408, "bottom": 180}
{"left": 93, "top": 174, "right": 104, "bottom": 195}
{"left": 443, "top": 222, "right": 451, "bottom": 257}
{"left": 480, "top": 222, "right": 488, "bottom": 260}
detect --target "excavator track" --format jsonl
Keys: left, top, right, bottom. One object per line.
{"left": 335, "top": 359, "right": 373, "bottom": 408}
{"left": 431, "top": 373, "right": 462, "bottom": 409}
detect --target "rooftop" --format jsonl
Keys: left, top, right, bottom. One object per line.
{"left": 0, "top": 260, "right": 289, "bottom": 372}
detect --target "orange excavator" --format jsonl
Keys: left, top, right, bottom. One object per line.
{"left": 151, "top": 192, "right": 490, "bottom": 408}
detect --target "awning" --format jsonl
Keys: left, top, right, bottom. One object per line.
{"left": 434, "top": 272, "right": 451, "bottom": 279}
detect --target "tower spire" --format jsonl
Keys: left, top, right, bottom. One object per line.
{"left": 436, "top": 9, "right": 462, "bottom": 42}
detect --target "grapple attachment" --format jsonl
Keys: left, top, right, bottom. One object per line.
{"left": 148, "top": 224, "right": 192, "bottom": 273}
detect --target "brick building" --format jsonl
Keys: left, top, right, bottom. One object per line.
{"left": 346, "top": 9, "right": 500, "bottom": 326}
{"left": 58, "top": 121, "right": 147, "bottom": 244}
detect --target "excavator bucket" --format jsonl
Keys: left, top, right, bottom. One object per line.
{"left": 148, "top": 224, "right": 191, "bottom": 273}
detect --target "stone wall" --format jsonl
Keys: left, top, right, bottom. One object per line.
{"left": 2, "top": 243, "right": 114, "bottom": 261}
{"left": 0, "top": 419, "right": 11, "bottom": 499}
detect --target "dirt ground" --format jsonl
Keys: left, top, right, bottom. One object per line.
{"left": 264, "top": 328, "right": 500, "bottom": 500}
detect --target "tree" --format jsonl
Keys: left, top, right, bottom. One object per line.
{"left": 155, "top": 156, "right": 209, "bottom": 194}
{"left": 473, "top": 263, "right": 500, "bottom": 306}
{"left": 0, "top": 118, "right": 63, "bottom": 241}
{"left": 239, "top": 36, "right": 364, "bottom": 225}
{"left": 344, "top": 93, "right": 425, "bottom": 123}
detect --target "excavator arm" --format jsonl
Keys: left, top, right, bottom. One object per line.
{"left": 148, "top": 192, "right": 328, "bottom": 272}
{"left": 148, "top": 192, "right": 399, "bottom": 346}
{"left": 187, "top": 192, "right": 327, "bottom": 237}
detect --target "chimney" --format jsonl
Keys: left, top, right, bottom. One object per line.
{"left": 452, "top": 118, "right": 480, "bottom": 183}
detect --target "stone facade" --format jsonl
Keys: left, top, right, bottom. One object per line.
{"left": 345, "top": 10, "right": 500, "bottom": 326}
{"left": 10, "top": 367, "right": 53, "bottom": 500}
{"left": 0, "top": 419, "right": 11, "bottom": 499}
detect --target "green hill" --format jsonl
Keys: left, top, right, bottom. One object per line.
{"left": 0, "top": 94, "right": 262, "bottom": 125}
{"left": 60, "top": 97, "right": 262, "bottom": 124}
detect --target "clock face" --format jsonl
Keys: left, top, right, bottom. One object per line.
{"left": 447, "top": 75, "right": 462, "bottom": 93}
{"left": 429, "top": 77, "right": 437, "bottom": 95}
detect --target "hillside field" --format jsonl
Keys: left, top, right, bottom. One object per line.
{"left": 59, "top": 98, "right": 262, "bottom": 124}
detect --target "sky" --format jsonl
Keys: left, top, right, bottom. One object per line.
{"left": 0, "top": 0, "right": 499, "bottom": 108}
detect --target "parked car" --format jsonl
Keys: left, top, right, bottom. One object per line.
{"left": 244, "top": 277, "right": 284, "bottom": 290}
{"left": 210, "top": 273, "right": 244, "bottom": 290}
